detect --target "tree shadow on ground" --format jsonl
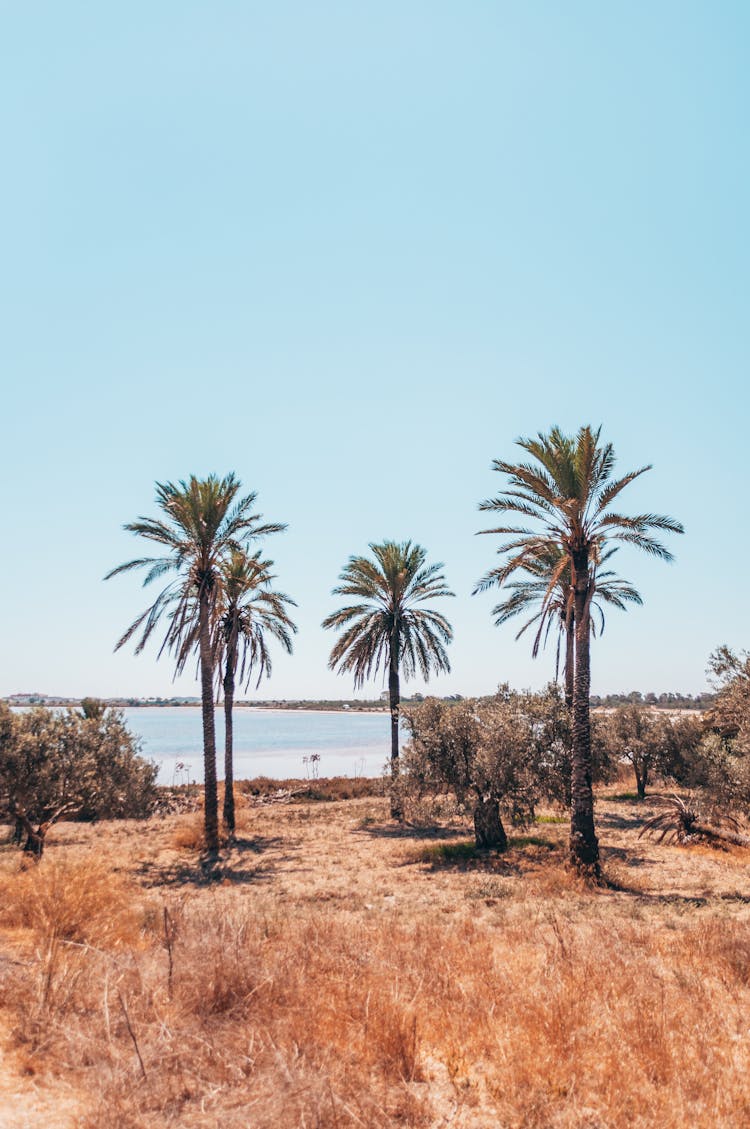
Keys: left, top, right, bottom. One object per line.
{"left": 601, "top": 875, "right": 710, "bottom": 909}
{"left": 601, "top": 844, "right": 657, "bottom": 868}
{"left": 598, "top": 810, "right": 651, "bottom": 833}
{"left": 411, "top": 851, "right": 523, "bottom": 875}
{"left": 134, "top": 834, "right": 290, "bottom": 888}
{"left": 355, "top": 822, "right": 471, "bottom": 841}
{"left": 399, "top": 836, "right": 564, "bottom": 874}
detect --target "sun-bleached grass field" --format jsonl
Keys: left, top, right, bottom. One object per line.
{"left": 1, "top": 785, "right": 750, "bottom": 1128}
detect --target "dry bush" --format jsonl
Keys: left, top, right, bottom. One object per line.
{"left": 0, "top": 857, "right": 150, "bottom": 1062}
{"left": 169, "top": 816, "right": 212, "bottom": 851}
{"left": 0, "top": 856, "right": 145, "bottom": 949}
{"left": 170, "top": 810, "right": 252, "bottom": 851}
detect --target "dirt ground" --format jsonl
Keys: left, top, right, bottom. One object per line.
{"left": 1, "top": 787, "right": 749, "bottom": 1128}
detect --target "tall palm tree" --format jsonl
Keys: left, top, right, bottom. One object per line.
{"left": 322, "top": 541, "right": 454, "bottom": 818}
{"left": 478, "top": 426, "right": 683, "bottom": 876}
{"left": 105, "top": 474, "right": 285, "bottom": 855}
{"left": 476, "top": 545, "right": 642, "bottom": 708}
{"left": 216, "top": 549, "right": 297, "bottom": 834}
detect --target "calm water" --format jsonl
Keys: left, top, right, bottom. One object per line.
{"left": 123, "top": 707, "right": 391, "bottom": 785}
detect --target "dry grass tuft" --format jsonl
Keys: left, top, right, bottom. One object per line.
{"left": 170, "top": 806, "right": 254, "bottom": 852}
{"left": 0, "top": 856, "right": 145, "bottom": 949}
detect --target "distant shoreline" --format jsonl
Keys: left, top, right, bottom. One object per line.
{"left": 4, "top": 698, "right": 390, "bottom": 713}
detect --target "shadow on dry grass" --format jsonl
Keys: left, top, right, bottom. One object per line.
{"left": 355, "top": 820, "right": 470, "bottom": 840}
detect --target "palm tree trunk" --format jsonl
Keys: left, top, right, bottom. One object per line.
{"left": 223, "top": 634, "right": 237, "bottom": 835}
{"left": 389, "top": 629, "right": 402, "bottom": 821}
{"left": 564, "top": 622, "right": 575, "bottom": 711}
{"left": 199, "top": 592, "right": 220, "bottom": 855}
{"left": 570, "top": 552, "right": 600, "bottom": 877}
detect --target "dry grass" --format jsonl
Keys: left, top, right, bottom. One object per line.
{"left": 1, "top": 791, "right": 750, "bottom": 1128}
{"left": 0, "top": 857, "right": 147, "bottom": 948}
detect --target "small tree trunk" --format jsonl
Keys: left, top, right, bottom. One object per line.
{"left": 199, "top": 592, "right": 220, "bottom": 856}
{"left": 12, "top": 817, "right": 24, "bottom": 847}
{"left": 223, "top": 634, "right": 237, "bottom": 835}
{"left": 389, "top": 629, "right": 402, "bottom": 821}
{"left": 570, "top": 551, "right": 600, "bottom": 878}
{"left": 23, "top": 826, "right": 46, "bottom": 860}
{"left": 473, "top": 796, "right": 508, "bottom": 850}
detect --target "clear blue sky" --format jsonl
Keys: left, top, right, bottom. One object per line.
{"left": 1, "top": 2, "right": 747, "bottom": 700}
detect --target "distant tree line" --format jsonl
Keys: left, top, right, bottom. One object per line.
{"left": 590, "top": 691, "right": 715, "bottom": 710}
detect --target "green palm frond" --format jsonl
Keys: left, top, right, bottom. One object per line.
{"left": 323, "top": 540, "right": 454, "bottom": 691}
{"left": 475, "top": 427, "right": 681, "bottom": 679}
{"left": 214, "top": 548, "right": 297, "bottom": 691}
{"left": 106, "top": 475, "right": 289, "bottom": 678}
{"left": 476, "top": 425, "right": 682, "bottom": 602}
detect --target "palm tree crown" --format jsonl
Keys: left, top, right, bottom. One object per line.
{"left": 479, "top": 544, "right": 642, "bottom": 677}
{"left": 217, "top": 548, "right": 297, "bottom": 691}
{"left": 478, "top": 426, "right": 682, "bottom": 597}
{"left": 106, "top": 475, "right": 285, "bottom": 663}
{"left": 322, "top": 541, "right": 454, "bottom": 686}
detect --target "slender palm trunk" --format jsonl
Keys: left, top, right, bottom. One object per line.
{"left": 223, "top": 630, "right": 237, "bottom": 835}
{"left": 199, "top": 592, "right": 220, "bottom": 855}
{"left": 389, "top": 626, "right": 402, "bottom": 821}
{"left": 564, "top": 621, "right": 575, "bottom": 711}
{"left": 570, "top": 551, "right": 600, "bottom": 877}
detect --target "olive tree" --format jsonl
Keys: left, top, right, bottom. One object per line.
{"left": 594, "top": 706, "right": 670, "bottom": 800}
{"left": 0, "top": 702, "right": 157, "bottom": 858}
{"left": 402, "top": 688, "right": 558, "bottom": 849}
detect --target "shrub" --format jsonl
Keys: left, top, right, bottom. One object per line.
{"left": 591, "top": 709, "right": 704, "bottom": 799}
{"left": 0, "top": 701, "right": 158, "bottom": 856}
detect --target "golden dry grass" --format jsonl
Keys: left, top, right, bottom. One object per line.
{"left": 1, "top": 789, "right": 750, "bottom": 1128}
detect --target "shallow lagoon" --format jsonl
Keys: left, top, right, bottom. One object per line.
{"left": 122, "top": 706, "right": 390, "bottom": 785}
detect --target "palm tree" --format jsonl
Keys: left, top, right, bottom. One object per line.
{"left": 478, "top": 426, "right": 683, "bottom": 876}
{"left": 216, "top": 549, "right": 297, "bottom": 834}
{"left": 322, "top": 541, "right": 454, "bottom": 818}
{"left": 105, "top": 474, "right": 285, "bottom": 855}
{"left": 476, "top": 545, "right": 642, "bottom": 708}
